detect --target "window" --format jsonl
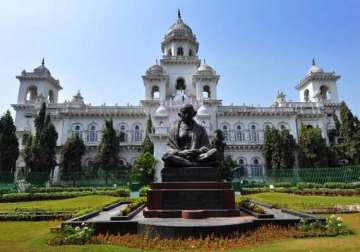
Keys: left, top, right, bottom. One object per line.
{"left": 88, "top": 125, "right": 97, "bottom": 143}
{"left": 202, "top": 85, "right": 211, "bottom": 99}
{"left": 48, "top": 90, "right": 54, "bottom": 103}
{"left": 280, "top": 124, "right": 286, "bottom": 130}
{"left": 189, "top": 49, "right": 193, "bottom": 56}
{"left": 250, "top": 125, "right": 258, "bottom": 142}
{"left": 235, "top": 125, "right": 244, "bottom": 142}
{"left": 320, "top": 85, "right": 331, "bottom": 100}
{"left": 22, "top": 133, "right": 29, "bottom": 145}
{"left": 176, "top": 78, "right": 186, "bottom": 95}
{"left": 177, "top": 47, "right": 184, "bottom": 56}
{"left": 26, "top": 86, "right": 38, "bottom": 101}
{"left": 253, "top": 158, "right": 259, "bottom": 165}
{"left": 304, "top": 89, "right": 310, "bottom": 102}
{"left": 151, "top": 86, "right": 160, "bottom": 99}
{"left": 72, "top": 125, "right": 82, "bottom": 138}
{"left": 134, "top": 125, "right": 142, "bottom": 142}
{"left": 119, "top": 125, "right": 127, "bottom": 142}
{"left": 167, "top": 49, "right": 172, "bottom": 56}
{"left": 222, "top": 125, "right": 229, "bottom": 141}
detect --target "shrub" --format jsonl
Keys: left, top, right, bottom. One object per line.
{"left": 274, "top": 182, "right": 292, "bottom": 188}
{"left": 102, "top": 188, "right": 130, "bottom": 197}
{"left": 120, "top": 198, "right": 146, "bottom": 216}
{"left": 238, "top": 200, "right": 265, "bottom": 214}
{"left": 49, "top": 223, "right": 94, "bottom": 245}
{"left": 0, "top": 191, "right": 91, "bottom": 202}
{"left": 139, "top": 186, "right": 149, "bottom": 197}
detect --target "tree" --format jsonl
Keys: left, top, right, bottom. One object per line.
{"left": 223, "top": 155, "right": 237, "bottom": 181}
{"left": 262, "top": 127, "right": 296, "bottom": 170}
{"left": 279, "top": 129, "right": 296, "bottom": 169}
{"left": 141, "top": 115, "right": 154, "bottom": 154}
{"left": 62, "top": 134, "right": 86, "bottom": 174}
{"left": 0, "top": 111, "right": 19, "bottom": 174}
{"left": 94, "top": 119, "right": 120, "bottom": 184}
{"left": 132, "top": 152, "right": 156, "bottom": 185}
{"left": 335, "top": 102, "right": 360, "bottom": 164}
{"left": 262, "top": 127, "right": 273, "bottom": 169}
{"left": 298, "top": 125, "right": 329, "bottom": 167}
{"left": 24, "top": 103, "right": 58, "bottom": 175}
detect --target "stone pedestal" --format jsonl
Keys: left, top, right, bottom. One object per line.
{"left": 143, "top": 167, "right": 240, "bottom": 219}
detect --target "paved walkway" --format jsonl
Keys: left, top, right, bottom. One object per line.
{"left": 86, "top": 203, "right": 128, "bottom": 222}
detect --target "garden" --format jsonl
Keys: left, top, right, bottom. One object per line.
{"left": 0, "top": 186, "right": 360, "bottom": 251}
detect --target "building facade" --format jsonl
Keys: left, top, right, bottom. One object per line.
{"left": 12, "top": 12, "right": 341, "bottom": 182}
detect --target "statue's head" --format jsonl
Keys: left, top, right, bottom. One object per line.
{"left": 178, "top": 104, "right": 197, "bottom": 123}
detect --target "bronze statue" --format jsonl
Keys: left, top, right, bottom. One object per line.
{"left": 162, "top": 104, "right": 218, "bottom": 167}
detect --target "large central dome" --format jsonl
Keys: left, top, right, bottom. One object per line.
{"left": 161, "top": 10, "right": 199, "bottom": 53}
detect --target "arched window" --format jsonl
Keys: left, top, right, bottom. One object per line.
{"left": 151, "top": 86, "right": 160, "bottom": 99}
{"left": 177, "top": 47, "right": 184, "bottom": 56}
{"left": 88, "top": 125, "right": 97, "bottom": 143}
{"left": 304, "top": 89, "right": 310, "bottom": 102}
{"left": 26, "top": 86, "right": 38, "bottom": 101}
{"left": 72, "top": 124, "right": 82, "bottom": 138}
{"left": 134, "top": 125, "right": 142, "bottom": 142}
{"left": 202, "top": 85, "right": 211, "bottom": 99}
{"left": 167, "top": 49, "right": 172, "bottom": 56}
{"left": 280, "top": 124, "right": 287, "bottom": 130}
{"left": 253, "top": 158, "right": 259, "bottom": 165}
{"left": 189, "top": 49, "right": 193, "bottom": 56}
{"left": 119, "top": 124, "right": 127, "bottom": 142}
{"left": 176, "top": 78, "right": 186, "bottom": 95}
{"left": 250, "top": 124, "right": 258, "bottom": 142}
{"left": 48, "top": 90, "right": 55, "bottom": 103}
{"left": 235, "top": 124, "right": 244, "bottom": 142}
{"left": 320, "top": 85, "right": 331, "bottom": 100}
{"left": 222, "top": 125, "right": 229, "bottom": 141}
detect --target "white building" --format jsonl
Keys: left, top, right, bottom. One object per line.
{"left": 12, "top": 11, "right": 341, "bottom": 181}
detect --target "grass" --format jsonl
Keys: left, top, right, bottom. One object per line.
{"left": 0, "top": 193, "right": 360, "bottom": 251}
{"left": 0, "top": 195, "right": 122, "bottom": 216}
{"left": 238, "top": 192, "right": 360, "bottom": 210}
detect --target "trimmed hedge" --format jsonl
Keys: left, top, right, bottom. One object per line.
{"left": 0, "top": 192, "right": 91, "bottom": 203}
{"left": 139, "top": 186, "right": 149, "bottom": 197}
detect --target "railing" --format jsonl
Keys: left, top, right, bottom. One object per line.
{"left": 70, "top": 130, "right": 144, "bottom": 145}
{"left": 232, "top": 166, "right": 360, "bottom": 184}
{"left": 223, "top": 130, "right": 264, "bottom": 144}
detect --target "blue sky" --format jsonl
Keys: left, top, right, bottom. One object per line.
{"left": 1, "top": 0, "right": 359, "bottom": 115}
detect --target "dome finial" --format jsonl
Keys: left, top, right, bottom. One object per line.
{"left": 203, "top": 58, "right": 206, "bottom": 64}
{"left": 312, "top": 58, "right": 316, "bottom": 66}
{"left": 41, "top": 58, "right": 45, "bottom": 66}
{"left": 178, "top": 9, "right": 181, "bottom": 19}
{"left": 156, "top": 59, "right": 158, "bottom": 65}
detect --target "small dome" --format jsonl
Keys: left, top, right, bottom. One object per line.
{"left": 307, "top": 59, "right": 324, "bottom": 75}
{"left": 155, "top": 104, "right": 168, "bottom": 117}
{"left": 146, "top": 63, "right": 164, "bottom": 75}
{"left": 34, "top": 59, "right": 51, "bottom": 76}
{"left": 197, "top": 105, "right": 210, "bottom": 117}
{"left": 197, "top": 62, "right": 216, "bottom": 75}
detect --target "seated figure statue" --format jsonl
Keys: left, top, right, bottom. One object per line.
{"left": 162, "top": 104, "right": 218, "bottom": 167}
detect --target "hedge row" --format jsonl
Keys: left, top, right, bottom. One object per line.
{"left": 241, "top": 186, "right": 360, "bottom": 196}
{"left": 0, "top": 188, "right": 130, "bottom": 202}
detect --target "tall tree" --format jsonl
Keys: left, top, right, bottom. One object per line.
{"left": 262, "top": 127, "right": 296, "bottom": 170}
{"left": 0, "top": 111, "right": 19, "bottom": 173}
{"left": 279, "top": 129, "right": 296, "bottom": 169}
{"left": 298, "top": 125, "right": 329, "bottom": 167}
{"left": 24, "top": 103, "right": 58, "bottom": 174}
{"left": 336, "top": 102, "right": 360, "bottom": 164}
{"left": 62, "top": 134, "right": 86, "bottom": 173}
{"left": 95, "top": 119, "right": 120, "bottom": 184}
{"left": 141, "top": 115, "right": 154, "bottom": 154}
{"left": 262, "top": 127, "right": 273, "bottom": 169}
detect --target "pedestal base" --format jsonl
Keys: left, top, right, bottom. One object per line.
{"left": 145, "top": 181, "right": 240, "bottom": 219}
{"left": 161, "top": 166, "right": 221, "bottom": 182}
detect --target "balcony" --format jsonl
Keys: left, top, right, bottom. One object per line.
{"left": 222, "top": 130, "right": 264, "bottom": 145}
{"left": 69, "top": 130, "right": 144, "bottom": 145}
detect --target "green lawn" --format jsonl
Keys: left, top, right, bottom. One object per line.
{"left": 1, "top": 193, "right": 360, "bottom": 251}
{"left": 0, "top": 195, "right": 122, "bottom": 216}
{"left": 238, "top": 192, "right": 360, "bottom": 210}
